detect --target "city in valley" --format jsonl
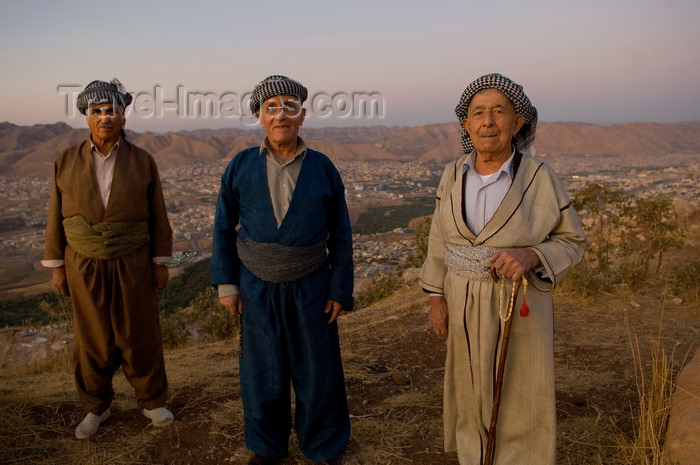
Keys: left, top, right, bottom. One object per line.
{"left": 0, "top": 151, "right": 698, "bottom": 304}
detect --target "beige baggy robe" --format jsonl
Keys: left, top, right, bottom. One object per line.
{"left": 420, "top": 153, "right": 586, "bottom": 465}
{"left": 44, "top": 139, "right": 173, "bottom": 415}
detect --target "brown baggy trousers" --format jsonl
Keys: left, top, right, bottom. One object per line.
{"left": 65, "top": 245, "right": 168, "bottom": 415}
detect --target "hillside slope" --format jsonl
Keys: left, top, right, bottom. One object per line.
{"left": 1, "top": 121, "right": 699, "bottom": 177}
{"left": 1, "top": 276, "right": 697, "bottom": 464}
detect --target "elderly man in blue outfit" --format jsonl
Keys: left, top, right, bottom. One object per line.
{"left": 210, "top": 75, "right": 353, "bottom": 465}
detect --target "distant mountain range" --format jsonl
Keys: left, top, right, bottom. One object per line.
{"left": 1, "top": 120, "right": 699, "bottom": 177}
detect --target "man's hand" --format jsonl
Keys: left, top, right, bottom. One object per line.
{"left": 488, "top": 248, "right": 541, "bottom": 282}
{"left": 429, "top": 295, "right": 449, "bottom": 339}
{"left": 324, "top": 300, "right": 343, "bottom": 324}
{"left": 220, "top": 294, "right": 243, "bottom": 315}
{"left": 152, "top": 263, "right": 170, "bottom": 290}
{"left": 52, "top": 266, "right": 70, "bottom": 297}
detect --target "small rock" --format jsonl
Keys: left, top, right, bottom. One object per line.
{"left": 663, "top": 347, "right": 700, "bottom": 464}
{"left": 390, "top": 371, "right": 410, "bottom": 386}
{"left": 402, "top": 267, "right": 421, "bottom": 284}
{"left": 50, "top": 340, "right": 68, "bottom": 352}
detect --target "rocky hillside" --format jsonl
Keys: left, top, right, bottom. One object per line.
{"left": 1, "top": 120, "right": 699, "bottom": 177}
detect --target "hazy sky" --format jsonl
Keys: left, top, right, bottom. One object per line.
{"left": 1, "top": 0, "right": 699, "bottom": 132}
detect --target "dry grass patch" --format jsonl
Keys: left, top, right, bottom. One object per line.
{"left": 0, "top": 280, "right": 697, "bottom": 464}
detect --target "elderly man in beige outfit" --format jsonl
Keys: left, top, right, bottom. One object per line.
{"left": 420, "top": 73, "right": 586, "bottom": 465}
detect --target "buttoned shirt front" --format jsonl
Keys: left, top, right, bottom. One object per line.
{"left": 262, "top": 137, "right": 307, "bottom": 227}
{"left": 90, "top": 138, "right": 120, "bottom": 209}
{"left": 461, "top": 148, "right": 515, "bottom": 234}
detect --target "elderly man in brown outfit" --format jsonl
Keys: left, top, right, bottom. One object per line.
{"left": 43, "top": 78, "right": 174, "bottom": 439}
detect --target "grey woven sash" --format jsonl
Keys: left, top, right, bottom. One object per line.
{"left": 236, "top": 237, "right": 327, "bottom": 283}
{"left": 63, "top": 214, "right": 148, "bottom": 259}
{"left": 444, "top": 244, "right": 502, "bottom": 281}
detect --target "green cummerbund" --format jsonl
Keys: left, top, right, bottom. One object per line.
{"left": 63, "top": 214, "right": 149, "bottom": 259}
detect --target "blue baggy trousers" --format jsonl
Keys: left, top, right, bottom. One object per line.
{"left": 238, "top": 264, "right": 350, "bottom": 462}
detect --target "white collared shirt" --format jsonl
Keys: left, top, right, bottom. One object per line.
{"left": 89, "top": 138, "right": 120, "bottom": 209}
{"left": 461, "top": 148, "right": 515, "bottom": 234}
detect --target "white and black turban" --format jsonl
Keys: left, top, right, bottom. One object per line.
{"left": 249, "top": 75, "right": 308, "bottom": 114}
{"left": 454, "top": 73, "right": 538, "bottom": 155}
{"left": 76, "top": 78, "right": 133, "bottom": 115}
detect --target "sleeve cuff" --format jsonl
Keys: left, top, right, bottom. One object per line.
{"left": 217, "top": 284, "right": 240, "bottom": 298}
{"left": 41, "top": 259, "right": 65, "bottom": 268}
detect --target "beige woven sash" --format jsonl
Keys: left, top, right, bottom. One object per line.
{"left": 444, "top": 244, "right": 502, "bottom": 281}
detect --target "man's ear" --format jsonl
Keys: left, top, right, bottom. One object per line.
{"left": 461, "top": 118, "right": 473, "bottom": 137}
{"left": 513, "top": 114, "right": 525, "bottom": 134}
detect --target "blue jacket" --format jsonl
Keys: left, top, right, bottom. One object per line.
{"left": 210, "top": 147, "right": 354, "bottom": 310}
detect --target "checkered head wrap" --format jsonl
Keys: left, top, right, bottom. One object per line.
{"left": 454, "top": 73, "right": 538, "bottom": 154}
{"left": 76, "top": 78, "right": 133, "bottom": 115}
{"left": 249, "top": 75, "right": 308, "bottom": 114}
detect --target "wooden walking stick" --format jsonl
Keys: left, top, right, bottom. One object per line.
{"left": 484, "top": 266, "right": 523, "bottom": 465}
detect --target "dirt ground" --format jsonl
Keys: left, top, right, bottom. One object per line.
{"left": 1, "top": 269, "right": 699, "bottom": 464}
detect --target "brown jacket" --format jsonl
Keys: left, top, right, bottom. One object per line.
{"left": 44, "top": 139, "right": 172, "bottom": 261}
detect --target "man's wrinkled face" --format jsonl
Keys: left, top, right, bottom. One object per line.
{"left": 258, "top": 95, "right": 306, "bottom": 146}
{"left": 86, "top": 103, "right": 125, "bottom": 141}
{"left": 462, "top": 89, "right": 524, "bottom": 157}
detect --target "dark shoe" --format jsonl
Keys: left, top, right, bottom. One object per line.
{"left": 316, "top": 459, "right": 343, "bottom": 465}
{"left": 247, "top": 454, "right": 283, "bottom": 465}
